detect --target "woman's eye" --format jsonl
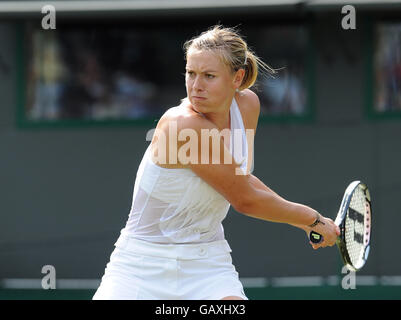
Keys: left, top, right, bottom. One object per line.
{"left": 206, "top": 74, "right": 215, "bottom": 79}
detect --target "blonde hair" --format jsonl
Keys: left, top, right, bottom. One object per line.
{"left": 184, "top": 25, "right": 276, "bottom": 90}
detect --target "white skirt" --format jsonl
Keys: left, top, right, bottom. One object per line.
{"left": 92, "top": 234, "right": 248, "bottom": 300}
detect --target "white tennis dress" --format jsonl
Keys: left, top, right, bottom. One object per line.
{"left": 93, "top": 97, "right": 250, "bottom": 300}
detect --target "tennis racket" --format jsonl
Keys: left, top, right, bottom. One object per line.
{"left": 309, "top": 181, "right": 372, "bottom": 271}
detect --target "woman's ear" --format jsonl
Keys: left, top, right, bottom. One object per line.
{"left": 233, "top": 68, "right": 245, "bottom": 90}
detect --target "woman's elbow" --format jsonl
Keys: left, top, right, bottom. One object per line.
{"left": 231, "top": 193, "right": 254, "bottom": 215}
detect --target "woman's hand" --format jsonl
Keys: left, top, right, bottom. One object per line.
{"left": 307, "top": 216, "right": 340, "bottom": 250}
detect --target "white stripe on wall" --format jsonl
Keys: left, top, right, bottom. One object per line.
{"left": 2, "top": 276, "right": 401, "bottom": 289}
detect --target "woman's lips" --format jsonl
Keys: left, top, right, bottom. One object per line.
{"left": 192, "top": 96, "right": 206, "bottom": 101}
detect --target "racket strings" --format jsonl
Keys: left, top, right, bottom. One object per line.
{"left": 345, "top": 186, "right": 367, "bottom": 268}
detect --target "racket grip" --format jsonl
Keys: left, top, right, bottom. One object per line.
{"left": 309, "top": 231, "right": 323, "bottom": 244}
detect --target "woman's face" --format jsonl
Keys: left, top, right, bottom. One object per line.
{"left": 185, "top": 49, "right": 239, "bottom": 114}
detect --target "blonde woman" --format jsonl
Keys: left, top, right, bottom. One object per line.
{"left": 93, "top": 25, "right": 340, "bottom": 300}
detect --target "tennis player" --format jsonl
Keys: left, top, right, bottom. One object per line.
{"left": 93, "top": 25, "right": 340, "bottom": 300}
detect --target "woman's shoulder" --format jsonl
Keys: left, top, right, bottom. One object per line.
{"left": 150, "top": 99, "right": 215, "bottom": 168}
{"left": 152, "top": 99, "right": 215, "bottom": 142}
{"left": 158, "top": 99, "right": 214, "bottom": 132}
{"left": 235, "top": 88, "right": 261, "bottom": 130}
{"left": 236, "top": 89, "right": 260, "bottom": 113}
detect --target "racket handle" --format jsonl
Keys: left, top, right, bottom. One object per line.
{"left": 309, "top": 231, "right": 323, "bottom": 244}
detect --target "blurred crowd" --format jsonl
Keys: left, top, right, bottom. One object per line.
{"left": 26, "top": 25, "right": 310, "bottom": 122}
{"left": 375, "top": 23, "right": 401, "bottom": 112}
{"left": 27, "top": 29, "right": 159, "bottom": 121}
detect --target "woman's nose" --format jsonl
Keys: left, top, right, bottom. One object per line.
{"left": 192, "top": 76, "right": 204, "bottom": 91}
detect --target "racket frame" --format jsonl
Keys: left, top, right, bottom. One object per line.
{"left": 335, "top": 181, "right": 372, "bottom": 272}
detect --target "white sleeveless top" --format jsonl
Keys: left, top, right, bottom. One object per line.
{"left": 120, "top": 98, "right": 250, "bottom": 244}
